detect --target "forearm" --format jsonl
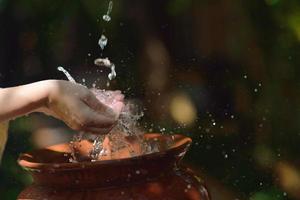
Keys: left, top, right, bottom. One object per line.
{"left": 0, "top": 81, "right": 50, "bottom": 122}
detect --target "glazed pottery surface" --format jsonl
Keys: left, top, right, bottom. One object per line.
{"left": 18, "top": 133, "right": 210, "bottom": 200}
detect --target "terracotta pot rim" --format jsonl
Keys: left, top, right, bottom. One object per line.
{"left": 18, "top": 133, "right": 192, "bottom": 171}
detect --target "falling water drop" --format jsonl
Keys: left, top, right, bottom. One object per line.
{"left": 98, "top": 35, "right": 108, "bottom": 50}
{"left": 94, "top": 58, "right": 111, "bottom": 67}
{"left": 57, "top": 66, "right": 76, "bottom": 83}
{"left": 108, "top": 64, "right": 116, "bottom": 80}
{"left": 94, "top": 58, "right": 116, "bottom": 80}
{"left": 103, "top": 15, "right": 111, "bottom": 22}
{"left": 103, "top": 1, "right": 113, "bottom": 22}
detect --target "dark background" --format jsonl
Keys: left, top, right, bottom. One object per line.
{"left": 0, "top": 0, "right": 300, "bottom": 199}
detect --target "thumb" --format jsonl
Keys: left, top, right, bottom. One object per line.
{"left": 111, "top": 101, "right": 124, "bottom": 119}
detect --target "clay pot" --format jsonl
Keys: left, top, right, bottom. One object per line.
{"left": 18, "top": 133, "right": 210, "bottom": 200}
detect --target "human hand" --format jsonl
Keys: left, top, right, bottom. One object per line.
{"left": 40, "top": 80, "right": 124, "bottom": 134}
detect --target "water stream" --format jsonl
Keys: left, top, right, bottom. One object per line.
{"left": 56, "top": 1, "right": 161, "bottom": 163}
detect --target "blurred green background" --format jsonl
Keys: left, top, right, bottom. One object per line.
{"left": 0, "top": 0, "right": 300, "bottom": 199}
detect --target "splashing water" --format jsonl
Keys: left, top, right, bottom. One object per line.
{"left": 98, "top": 34, "right": 108, "bottom": 50}
{"left": 103, "top": 1, "right": 113, "bottom": 22}
{"left": 57, "top": 67, "right": 162, "bottom": 163}
{"left": 84, "top": 89, "right": 147, "bottom": 161}
{"left": 94, "top": 58, "right": 116, "bottom": 80}
{"left": 57, "top": 0, "right": 161, "bottom": 163}
{"left": 89, "top": 135, "right": 105, "bottom": 161}
{"left": 57, "top": 66, "right": 76, "bottom": 83}
{"left": 56, "top": 65, "right": 147, "bottom": 162}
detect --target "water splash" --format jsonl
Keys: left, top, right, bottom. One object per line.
{"left": 86, "top": 90, "right": 146, "bottom": 161}
{"left": 69, "top": 132, "right": 83, "bottom": 163}
{"left": 103, "top": 1, "right": 113, "bottom": 22}
{"left": 89, "top": 135, "right": 105, "bottom": 162}
{"left": 57, "top": 66, "right": 76, "bottom": 83}
{"left": 94, "top": 58, "right": 116, "bottom": 80}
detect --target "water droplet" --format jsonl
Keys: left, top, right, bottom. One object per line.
{"left": 102, "top": 1, "right": 113, "bottom": 22}
{"left": 103, "top": 15, "right": 111, "bottom": 22}
{"left": 98, "top": 35, "right": 108, "bottom": 50}
{"left": 243, "top": 75, "right": 247, "bottom": 79}
{"left": 212, "top": 122, "right": 216, "bottom": 126}
{"left": 254, "top": 88, "right": 258, "bottom": 92}
{"left": 136, "top": 170, "right": 141, "bottom": 175}
{"left": 94, "top": 58, "right": 111, "bottom": 67}
{"left": 57, "top": 66, "right": 76, "bottom": 83}
{"left": 107, "top": 1, "right": 113, "bottom": 14}
{"left": 108, "top": 64, "right": 116, "bottom": 80}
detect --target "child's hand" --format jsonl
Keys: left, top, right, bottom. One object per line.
{"left": 40, "top": 80, "right": 124, "bottom": 134}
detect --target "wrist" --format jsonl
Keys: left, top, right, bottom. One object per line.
{"left": 24, "top": 80, "right": 56, "bottom": 111}
{"left": 37, "top": 80, "right": 58, "bottom": 109}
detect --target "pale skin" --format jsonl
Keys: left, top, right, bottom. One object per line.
{"left": 0, "top": 80, "right": 124, "bottom": 134}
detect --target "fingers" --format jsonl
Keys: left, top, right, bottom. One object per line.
{"left": 113, "top": 93, "right": 125, "bottom": 101}
{"left": 83, "top": 91, "right": 116, "bottom": 119}
{"left": 84, "top": 127, "right": 113, "bottom": 135}
{"left": 76, "top": 91, "right": 125, "bottom": 134}
{"left": 86, "top": 89, "right": 125, "bottom": 118}
{"left": 110, "top": 101, "right": 124, "bottom": 119}
{"left": 78, "top": 103, "right": 116, "bottom": 128}
{"left": 47, "top": 82, "right": 125, "bottom": 135}
{"left": 63, "top": 99, "right": 115, "bottom": 132}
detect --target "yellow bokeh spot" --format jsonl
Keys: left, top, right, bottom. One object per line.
{"left": 169, "top": 92, "right": 197, "bottom": 125}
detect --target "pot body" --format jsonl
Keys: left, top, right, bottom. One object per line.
{"left": 18, "top": 134, "right": 210, "bottom": 200}
{"left": 18, "top": 167, "right": 209, "bottom": 200}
